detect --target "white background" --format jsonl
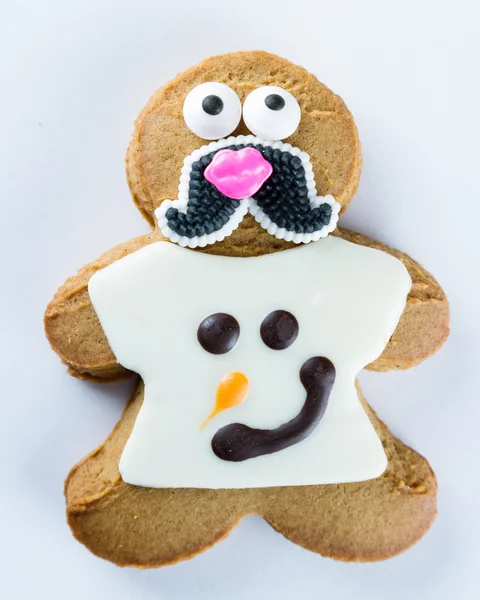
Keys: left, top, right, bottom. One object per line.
{"left": 1, "top": 1, "right": 479, "bottom": 598}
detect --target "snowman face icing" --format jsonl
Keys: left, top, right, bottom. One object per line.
{"left": 154, "top": 83, "right": 341, "bottom": 249}
{"left": 88, "top": 237, "right": 411, "bottom": 489}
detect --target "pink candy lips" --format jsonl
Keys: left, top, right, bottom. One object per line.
{"left": 204, "top": 147, "right": 273, "bottom": 200}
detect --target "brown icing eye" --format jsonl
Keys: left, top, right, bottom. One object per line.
{"left": 197, "top": 313, "right": 240, "bottom": 355}
{"left": 260, "top": 310, "right": 299, "bottom": 350}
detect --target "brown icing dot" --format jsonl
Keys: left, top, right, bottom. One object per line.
{"left": 197, "top": 313, "right": 240, "bottom": 355}
{"left": 260, "top": 310, "right": 299, "bottom": 350}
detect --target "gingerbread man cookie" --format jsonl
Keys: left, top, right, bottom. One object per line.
{"left": 45, "top": 51, "right": 449, "bottom": 566}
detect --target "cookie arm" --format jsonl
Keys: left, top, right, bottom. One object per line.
{"left": 44, "top": 231, "right": 163, "bottom": 381}
{"left": 335, "top": 228, "right": 449, "bottom": 371}
{"left": 44, "top": 225, "right": 449, "bottom": 381}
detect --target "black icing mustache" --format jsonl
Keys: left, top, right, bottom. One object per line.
{"left": 211, "top": 356, "right": 336, "bottom": 462}
{"left": 164, "top": 143, "right": 334, "bottom": 239}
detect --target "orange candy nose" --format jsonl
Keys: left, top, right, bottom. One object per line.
{"left": 201, "top": 372, "right": 249, "bottom": 429}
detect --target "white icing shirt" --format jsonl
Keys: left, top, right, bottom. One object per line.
{"left": 88, "top": 236, "right": 411, "bottom": 489}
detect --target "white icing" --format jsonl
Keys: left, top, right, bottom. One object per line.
{"left": 154, "top": 134, "right": 341, "bottom": 248}
{"left": 88, "top": 237, "right": 411, "bottom": 489}
{"left": 242, "top": 86, "right": 301, "bottom": 140}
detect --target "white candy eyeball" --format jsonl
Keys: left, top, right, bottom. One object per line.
{"left": 243, "top": 86, "right": 301, "bottom": 141}
{"left": 183, "top": 82, "right": 242, "bottom": 140}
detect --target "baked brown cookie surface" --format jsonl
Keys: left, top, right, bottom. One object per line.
{"left": 45, "top": 50, "right": 448, "bottom": 566}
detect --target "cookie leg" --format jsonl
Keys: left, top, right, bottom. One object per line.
{"left": 261, "top": 385, "right": 437, "bottom": 561}
{"left": 68, "top": 483, "right": 254, "bottom": 567}
{"left": 65, "top": 383, "right": 257, "bottom": 567}
{"left": 66, "top": 381, "right": 436, "bottom": 566}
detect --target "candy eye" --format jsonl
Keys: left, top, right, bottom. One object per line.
{"left": 183, "top": 82, "right": 242, "bottom": 140}
{"left": 242, "top": 86, "right": 301, "bottom": 140}
{"left": 260, "top": 310, "right": 299, "bottom": 350}
{"left": 197, "top": 313, "right": 240, "bottom": 354}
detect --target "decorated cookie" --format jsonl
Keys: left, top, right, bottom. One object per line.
{"left": 45, "top": 51, "right": 449, "bottom": 566}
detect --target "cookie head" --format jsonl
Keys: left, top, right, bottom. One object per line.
{"left": 127, "top": 51, "right": 361, "bottom": 247}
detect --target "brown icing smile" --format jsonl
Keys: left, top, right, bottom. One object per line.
{"left": 211, "top": 356, "right": 335, "bottom": 462}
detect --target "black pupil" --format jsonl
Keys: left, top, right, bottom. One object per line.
{"left": 265, "top": 94, "right": 285, "bottom": 111}
{"left": 202, "top": 95, "right": 224, "bottom": 116}
{"left": 260, "top": 310, "right": 298, "bottom": 350}
{"left": 197, "top": 313, "right": 240, "bottom": 354}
